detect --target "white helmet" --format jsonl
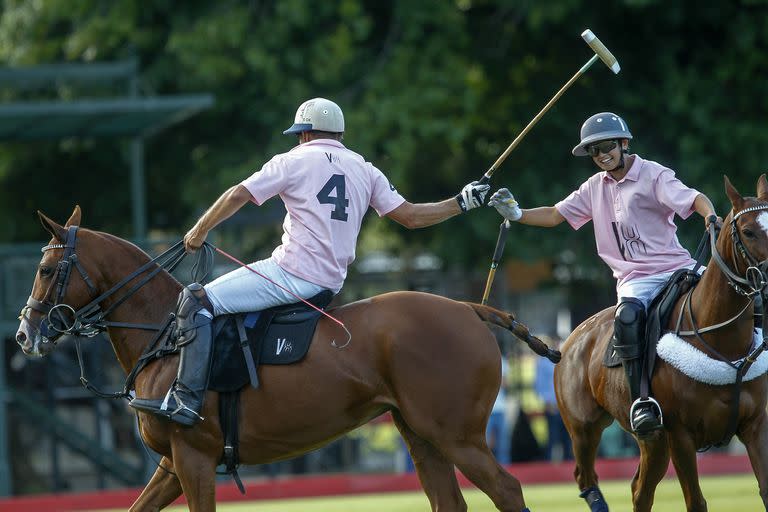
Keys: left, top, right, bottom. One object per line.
{"left": 283, "top": 97, "right": 345, "bottom": 135}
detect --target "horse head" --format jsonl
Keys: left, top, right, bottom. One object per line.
{"left": 16, "top": 206, "right": 103, "bottom": 357}
{"left": 719, "top": 174, "right": 768, "bottom": 296}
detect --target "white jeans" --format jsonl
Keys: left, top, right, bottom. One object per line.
{"left": 204, "top": 257, "right": 327, "bottom": 316}
{"left": 617, "top": 264, "right": 703, "bottom": 308}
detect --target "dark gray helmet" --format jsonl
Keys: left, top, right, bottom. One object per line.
{"left": 572, "top": 112, "right": 632, "bottom": 156}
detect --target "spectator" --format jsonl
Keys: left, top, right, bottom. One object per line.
{"left": 486, "top": 355, "right": 511, "bottom": 465}
{"left": 534, "top": 339, "right": 572, "bottom": 461}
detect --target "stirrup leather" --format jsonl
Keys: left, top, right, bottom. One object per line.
{"left": 629, "top": 396, "right": 663, "bottom": 432}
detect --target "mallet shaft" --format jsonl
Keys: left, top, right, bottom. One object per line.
{"left": 483, "top": 54, "right": 598, "bottom": 181}
{"left": 481, "top": 219, "right": 511, "bottom": 305}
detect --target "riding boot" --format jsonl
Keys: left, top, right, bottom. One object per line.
{"left": 613, "top": 298, "right": 662, "bottom": 436}
{"left": 130, "top": 283, "right": 214, "bottom": 426}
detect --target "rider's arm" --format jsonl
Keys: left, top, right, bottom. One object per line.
{"left": 386, "top": 199, "right": 462, "bottom": 229}
{"left": 692, "top": 193, "right": 721, "bottom": 227}
{"left": 184, "top": 185, "right": 252, "bottom": 250}
{"left": 518, "top": 206, "right": 566, "bottom": 227}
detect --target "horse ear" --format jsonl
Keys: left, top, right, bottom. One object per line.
{"left": 37, "top": 211, "right": 67, "bottom": 242}
{"left": 757, "top": 174, "right": 768, "bottom": 201}
{"left": 724, "top": 175, "right": 744, "bottom": 209}
{"left": 64, "top": 205, "right": 82, "bottom": 227}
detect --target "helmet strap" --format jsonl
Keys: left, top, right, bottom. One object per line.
{"left": 606, "top": 139, "right": 626, "bottom": 172}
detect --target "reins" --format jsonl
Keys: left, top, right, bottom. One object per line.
{"left": 22, "top": 230, "right": 196, "bottom": 398}
{"left": 25, "top": 229, "right": 351, "bottom": 398}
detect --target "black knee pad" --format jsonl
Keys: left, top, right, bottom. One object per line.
{"left": 613, "top": 298, "right": 646, "bottom": 360}
{"left": 176, "top": 283, "right": 212, "bottom": 317}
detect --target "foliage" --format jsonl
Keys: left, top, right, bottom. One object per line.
{"left": 0, "top": 0, "right": 767, "bottom": 276}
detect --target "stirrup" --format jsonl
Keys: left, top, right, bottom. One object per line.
{"left": 629, "top": 396, "right": 663, "bottom": 432}
{"left": 160, "top": 387, "right": 205, "bottom": 423}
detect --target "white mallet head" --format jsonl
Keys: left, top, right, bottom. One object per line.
{"left": 582, "top": 29, "right": 620, "bottom": 74}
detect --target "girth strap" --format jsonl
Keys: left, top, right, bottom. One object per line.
{"left": 236, "top": 315, "right": 259, "bottom": 389}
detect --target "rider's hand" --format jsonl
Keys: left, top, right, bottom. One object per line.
{"left": 456, "top": 180, "right": 491, "bottom": 212}
{"left": 705, "top": 214, "right": 723, "bottom": 230}
{"left": 488, "top": 188, "right": 522, "bottom": 221}
{"left": 183, "top": 227, "right": 207, "bottom": 253}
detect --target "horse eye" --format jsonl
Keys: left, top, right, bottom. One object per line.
{"left": 38, "top": 266, "right": 53, "bottom": 277}
{"left": 742, "top": 228, "right": 756, "bottom": 239}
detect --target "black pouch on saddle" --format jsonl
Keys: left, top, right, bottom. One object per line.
{"left": 603, "top": 269, "right": 700, "bottom": 368}
{"left": 208, "top": 290, "right": 334, "bottom": 392}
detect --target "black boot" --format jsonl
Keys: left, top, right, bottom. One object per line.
{"left": 613, "top": 298, "right": 662, "bottom": 437}
{"left": 130, "top": 283, "right": 213, "bottom": 426}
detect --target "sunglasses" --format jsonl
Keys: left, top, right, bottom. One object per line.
{"left": 587, "top": 140, "right": 618, "bottom": 157}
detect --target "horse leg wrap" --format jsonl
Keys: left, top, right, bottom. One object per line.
{"left": 579, "top": 486, "right": 609, "bottom": 512}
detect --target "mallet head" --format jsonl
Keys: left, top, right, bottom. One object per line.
{"left": 582, "top": 29, "right": 620, "bottom": 74}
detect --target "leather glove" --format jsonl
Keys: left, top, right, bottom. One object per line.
{"left": 488, "top": 188, "right": 522, "bottom": 221}
{"left": 456, "top": 181, "right": 491, "bottom": 212}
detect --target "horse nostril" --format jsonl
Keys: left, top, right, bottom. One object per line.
{"left": 15, "top": 331, "right": 27, "bottom": 345}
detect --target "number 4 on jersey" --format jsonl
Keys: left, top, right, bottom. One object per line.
{"left": 316, "top": 174, "right": 349, "bottom": 221}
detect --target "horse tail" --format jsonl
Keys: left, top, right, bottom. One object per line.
{"left": 463, "top": 302, "right": 561, "bottom": 363}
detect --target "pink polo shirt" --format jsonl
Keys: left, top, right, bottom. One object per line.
{"left": 555, "top": 155, "right": 700, "bottom": 287}
{"left": 241, "top": 139, "right": 405, "bottom": 291}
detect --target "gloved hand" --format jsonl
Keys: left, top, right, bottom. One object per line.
{"left": 488, "top": 188, "right": 522, "bottom": 221}
{"left": 455, "top": 180, "right": 491, "bottom": 212}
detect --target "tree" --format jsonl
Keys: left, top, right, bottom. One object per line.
{"left": 0, "top": 0, "right": 766, "bottom": 276}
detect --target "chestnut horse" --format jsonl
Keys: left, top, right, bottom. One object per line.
{"left": 15, "top": 206, "right": 559, "bottom": 512}
{"left": 555, "top": 175, "right": 768, "bottom": 511}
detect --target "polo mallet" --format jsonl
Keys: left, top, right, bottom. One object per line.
{"left": 480, "top": 219, "right": 511, "bottom": 305}
{"left": 478, "top": 29, "right": 620, "bottom": 186}
{"left": 479, "top": 29, "right": 620, "bottom": 305}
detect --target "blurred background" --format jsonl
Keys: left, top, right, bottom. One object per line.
{"left": 0, "top": 0, "right": 766, "bottom": 503}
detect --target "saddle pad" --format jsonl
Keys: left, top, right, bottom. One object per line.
{"left": 657, "top": 329, "right": 768, "bottom": 385}
{"left": 208, "top": 309, "right": 322, "bottom": 392}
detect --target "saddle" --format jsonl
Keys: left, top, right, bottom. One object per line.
{"left": 207, "top": 289, "right": 334, "bottom": 392}
{"left": 603, "top": 268, "right": 701, "bottom": 369}
{"left": 193, "top": 289, "right": 333, "bottom": 492}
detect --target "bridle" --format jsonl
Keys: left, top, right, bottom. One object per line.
{"left": 17, "top": 226, "right": 203, "bottom": 399}
{"left": 673, "top": 205, "right": 768, "bottom": 449}
{"left": 19, "top": 226, "right": 189, "bottom": 346}
{"left": 712, "top": 205, "right": 768, "bottom": 297}
{"left": 675, "top": 206, "right": 768, "bottom": 339}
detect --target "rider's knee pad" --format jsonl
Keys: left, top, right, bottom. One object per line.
{"left": 175, "top": 285, "right": 213, "bottom": 342}
{"left": 613, "top": 298, "right": 646, "bottom": 360}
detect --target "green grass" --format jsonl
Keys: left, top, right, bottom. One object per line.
{"left": 102, "top": 474, "right": 760, "bottom": 511}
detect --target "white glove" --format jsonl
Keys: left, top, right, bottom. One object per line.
{"left": 456, "top": 181, "right": 491, "bottom": 212}
{"left": 488, "top": 188, "right": 522, "bottom": 221}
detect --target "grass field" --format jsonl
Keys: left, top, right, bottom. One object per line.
{"left": 117, "top": 474, "right": 759, "bottom": 511}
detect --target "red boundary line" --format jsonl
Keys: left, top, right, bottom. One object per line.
{"left": 0, "top": 453, "right": 753, "bottom": 511}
